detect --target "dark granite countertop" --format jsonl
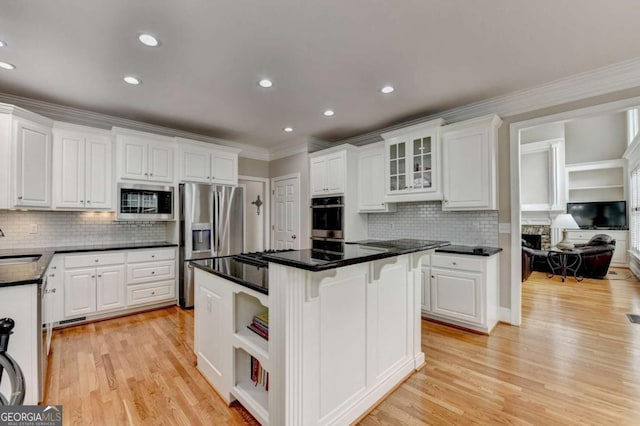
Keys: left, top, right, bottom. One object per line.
{"left": 0, "top": 241, "right": 177, "bottom": 288}
{"left": 435, "top": 245, "right": 502, "bottom": 256}
{"left": 264, "top": 239, "right": 450, "bottom": 272}
{"left": 190, "top": 257, "right": 268, "bottom": 295}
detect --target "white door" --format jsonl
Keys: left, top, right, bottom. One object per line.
{"left": 272, "top": 175, "right": 300, "bottom": 250}
{"left": 56, "top": 133, "right": 85, "bottom": 208}
{"left": 96, "top": 265, "right": 125, "bottom": 312}
{"left": 85, "top": 137, "right": 112, "bottom": 209}
{"left": 181, "top": 148, "right": 210, "bottom": 183}
{"left": 148, "top": 144, "right": 173, "bottom": 182}
{"left": 64, "top": 268, "right": 97, "bottom": 317}
{"left": 15, "top": 119, "right": 52, "bottom": 207}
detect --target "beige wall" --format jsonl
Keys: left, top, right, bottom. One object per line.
{"left": 497, "top": 86, "right": 640, "bottom": 310}
{"left": 239, "top": 157, "right": 270, "bottom": 178}
{"left": 269, "top": 151, "right": 311, "bottom": 249}
{"left": 565, "top": 112, "right": 627, "bottom": 164}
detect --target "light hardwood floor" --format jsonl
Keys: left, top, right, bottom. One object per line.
{"left": 46, "top": 268, "right": 640, "bottom": 425}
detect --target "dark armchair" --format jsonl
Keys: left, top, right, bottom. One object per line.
{"left": 575, "top": 234, "right": 616, "bottom": 279}
{"left": 521, "top": 239, "right": 549, "bottom": 281}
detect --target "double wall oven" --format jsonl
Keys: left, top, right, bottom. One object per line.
{"left": 311, "top": 196, "right": 344, "bottom": 254}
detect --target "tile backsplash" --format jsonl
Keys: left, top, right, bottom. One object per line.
{"left": 368, "top": 201, "right": 499, "bottom": 247}
{"left": 0, "top": 211, "right": 167, "bottom": 249}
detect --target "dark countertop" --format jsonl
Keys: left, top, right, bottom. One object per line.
{"left": 190, "top": 257, "right": 268, "bottom": 295}
{"left": 435, "top": 245, "right": 503, "bottom": 256}
{"left": 263, "top": 239, "right": 450, "bottom": 272}
{"left": 0, "top": 241, "right": 177, "bottom": 288}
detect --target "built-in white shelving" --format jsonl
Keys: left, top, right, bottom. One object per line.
{"left": 566, "top": 159, "right": 626, "bottom": 202}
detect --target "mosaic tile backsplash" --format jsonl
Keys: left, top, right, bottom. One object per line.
{"left": 368, "top": 201, "right": 499, "bottom": 247}
{"left": 0, "top": 210, "right": 167, "bottom": 249}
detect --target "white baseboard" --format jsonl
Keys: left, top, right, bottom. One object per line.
{"left": 499, "top": 307, "right": 512, "bottom": 324}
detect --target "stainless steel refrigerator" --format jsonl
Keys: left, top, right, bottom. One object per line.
{"left": 179, "top": 183, "right": 244, "bottom": 308}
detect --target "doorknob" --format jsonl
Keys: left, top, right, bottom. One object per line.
{"left": 292, "top": 235, "right": 297, "bottom": 240}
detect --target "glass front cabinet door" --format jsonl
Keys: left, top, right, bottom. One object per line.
{"left": 382, "top": 120, "right": 444, "bottom": 202}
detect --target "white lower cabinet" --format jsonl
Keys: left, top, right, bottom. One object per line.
{"left": 425, "top": 252, "right": 499, "bottom": 333}
{"left": 60, "top": 247, "right": 177, "bottom": 323}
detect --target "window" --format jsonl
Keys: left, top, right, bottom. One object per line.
{"left": 627, "top": 108, "right": 640, "bottom": 146}
{"left": 630, "top": 166, "right": 640, "bottom": 253}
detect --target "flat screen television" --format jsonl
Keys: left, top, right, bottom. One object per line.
{"left": 566, "top": 201, "right": 627, "bottom": 229}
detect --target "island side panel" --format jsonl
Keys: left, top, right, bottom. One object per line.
{"left": 269, "top": 253, "right": 424, "bottom": 426}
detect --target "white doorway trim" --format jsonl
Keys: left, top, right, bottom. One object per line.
{"left": 509, "top": 95, "right": 640, "bottom": 326}
{"left": 239, "top": 175, "right": 271, "bottom": 251}
{"left": 271, "top": 173, "right": 301, "bottom": 250}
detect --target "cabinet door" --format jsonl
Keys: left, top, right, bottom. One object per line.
{"left": 45, "top": 257, "right": 65, "bottom": 324}
{"left": 325, "top": 152, "right": 346, "bottom": 194}
{"left": 310, "top": 157, "right": 327, "bottom": 196}
{"left": 409, "top": 131, "right": 437, "bottom": 193}
{"left": 85, "top": 137, "right": 112, "bottom": 209}
{"left": 55, "top": 133, "right": 85, "bottom": 208}
{"left": 386, "top": 140, "right": 408, "bottom": 194}
{"left": 431, "top": 267, "right": 482, "bottom": 324}
{"left": 358, "top": 148, "right": 390, "bottom": 212}
{"left": 96, "top": 266, "right": 125, "bottom": 312}
{"left": 120, "top": 138, "right": 147, "bottom": 180}
{"left": 64, "top": 268, "right": 97, "bottom": 317}
{"left": 180, "top": 148, "right": 211, "bottom": 183}
{"left": 14, "top": 119, "right": 52, "bottom": 207}
{"left": 442, "top": 126, "right": 492, "bottom": 210}
{"left": 211, "top": 151, "right": 237, "bottom": 185}
{"left": 148, "top": 144, "right": 174, "bottom": 182}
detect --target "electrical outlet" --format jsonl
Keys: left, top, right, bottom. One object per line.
{"left": 29, "top": 224, "right": 38, "bottom": 234}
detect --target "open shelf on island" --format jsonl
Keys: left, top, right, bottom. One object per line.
{"left": 234, "top": 328, "right": 269, "bottom": 369}
{"left": 232, "top": 347, "right": 269, "bottom": 425}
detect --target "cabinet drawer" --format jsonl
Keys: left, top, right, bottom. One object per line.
{"left": 127, "top": 248, "right": 176, "bottom": 263}
{"left": 432, "top": 254, "right": 483, "bottom": 272}
{"left": 127, "top": 280, "right": 175, "bottom": 306}
{"left": 127, "top": 261, "right": 175, "bottom": 284}
{"left": 65, "top": 252, "right": 126, "bottom": 269}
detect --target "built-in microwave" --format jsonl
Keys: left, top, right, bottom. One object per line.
{"left": 116, "top": 183, "right": 174, "bottom": 221}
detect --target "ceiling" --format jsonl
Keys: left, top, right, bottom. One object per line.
{"left": 1, "top": 0, "right": 640, "bottom": 149}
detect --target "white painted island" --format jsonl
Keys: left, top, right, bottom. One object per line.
{"left": 192, "top": 239, "right": 448, "bottom": 425}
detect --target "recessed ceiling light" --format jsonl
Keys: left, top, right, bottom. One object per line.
{"left": 0, "top": 41, "right": 6, "bottom": 48}
{"left": 381, "top": 85, "right": 395, "bottom": 94}
{"left": 123, "top": 75, "right": 141, "bottom": 85}
{"left": 283, "top": 127, "right": 293, "bottom": 132}
{"left": 138, "top": 33, "right": 159, "bottom": 47}
{"left": 0, "top": 61, "right": 15, "bottom": 70}
{"left": 323, "top": 110, "right": 335, "bottom": 117}
{"left": 258, "top": 79, "right": 273, "bottom": 88}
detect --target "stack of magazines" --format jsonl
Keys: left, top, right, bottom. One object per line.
{"left": 247, "top": 311, "right": 269, "bottom": 340}
{"left": 250, "top": 356, "right": 268, "bottom": 390}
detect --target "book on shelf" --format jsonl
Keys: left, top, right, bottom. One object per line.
{"left": 247, "top": 311, "right": 269, "bottom": 340}
{"left": 251, "top": 356, "right": 269, "bottom": 391}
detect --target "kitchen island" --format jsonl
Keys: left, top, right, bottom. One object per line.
{"left": 192, "top": 239, "right": 448, "bottom": 425}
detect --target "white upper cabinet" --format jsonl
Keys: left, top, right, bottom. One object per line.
{"left": 382, "top": 119, "right": 445, "bottom": 203}
{"left": 309, "top": 149, "right": 346, "bottom": 196}
{"left": 177, "top": 138, "right": 239, "bottom": 186}
{"left": 441, "top": 114, "right": 502, "bottom": 211}
{"left": 13, "top": 116, "right": 53, "bottom": 207}
{"left": 114, "top": 128, "right": 175, "bottom": 183}
{"left": 357, "top": 142, "right": 396, "bottom": 213}
{"left": 53, "top": 124, "right": 113, "bottom": 210}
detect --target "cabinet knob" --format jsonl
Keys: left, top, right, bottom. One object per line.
{"left": 431, "top": 275, "right": 435, "bottom": 279}
{"left": 452, "top": 262, "right": 457, "bottom": 266}
{"left": 51, "top": 288, "right": 56, "bottom": 293}
{"left": 381, "top": 203, "right": 385, "bottom": 206}
{"left": 151, "top": 291, "right": 156, "bottom": 295}
{"left": 98, "top": 274, "right": 102, "bottom": 278}
{"left": 206, "top": 176, "right": 210, "bottom": 179}
{"left": 444, "top": 200, "right": 448, "bottom": 203}
{"left": 151, "top": 255, "right": 155, "bottom": 258}
{"left": 49, "top": 273, "right": 55, "bottom": 277}
{"left": 144, "top": 172, "right": 149, "bottom": 176}
{"left": 150, "top": 173, "right": 153, "bottom": 176}
{"left": 212, "top": 176, "right": 215, "bottom": 180}
{"left": 17, "top": 196, "right": 22, "bottom": 200}
{"left": 87, "top": 200, "right": 91, "bottom": 203}
{"left": 51, "top": 266, "right": 57, "bottom": 270}
{"left": 91, "top": 275, "right": 96, "bottom": 278}
{"left": 292, "top": 235, "right": 297, "bottom": 240}
{"left": 151, "top": 271, "right": 155, "bottom": 274}
{"left": 94, "top": 259, "right": 99, "bottom": 263}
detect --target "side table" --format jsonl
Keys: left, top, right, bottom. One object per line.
{"left": 547, "top": 248, "right": 583, "bottom": 282}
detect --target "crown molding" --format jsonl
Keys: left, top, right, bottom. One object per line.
{"left": 0, "top": 92, "right": 270, "bottom": 161}
{"left": 268, "top": 140, "right": 309, "bottom": 161}
{"left": 338, "top": 57, "right": 640, "bottom": 146}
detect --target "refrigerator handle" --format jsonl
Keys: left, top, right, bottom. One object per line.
{"left": 212, "top": 187, "right": 219, "bottom": 254}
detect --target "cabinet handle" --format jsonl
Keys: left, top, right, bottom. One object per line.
{"left": 98, "top": 274, "right": 102, "bottom": 278}
{"left": 51, "top": 266, "right": 56, "bottom": 270}
{"left": 51, "top": 288, "right": 56, "bottom": 293}
{"left": 381, "top": 203, "right": 385, "bottom": 206}
{"left": 17, "top": 196, "right": 22, "bottom": 200}
{"left": 151, "top": 255, "right": 155, "bottom": 258}
{"left": 80, "top": 200, "right": 84, "bottom": 203}
{"left": 444, "top": 200, "right": 448, "bottom": 203}
{"left": 87, "top": 200, "right": 91, "bottom": 203}
{"left": 144, "top": 172, "right": 149, "bottom": 176}
{"left": 49, "top": 273, "right": 55, "bottom": 277}
{"left": 452, "top": 262, "right": 457, "bottom": 266}
{"left": 94, "top": 259, "right": 99, "bottom": 263}
{"left": 91, "top": 275, "right": 96, "bottom": 278}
